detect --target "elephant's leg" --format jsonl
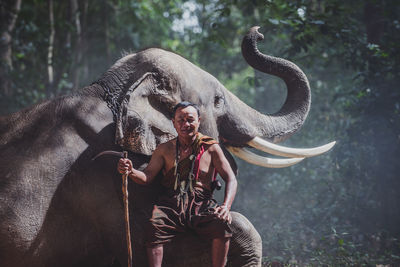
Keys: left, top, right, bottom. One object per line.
{"left": 227, "top": 212, "right": 262, "bottom": 267}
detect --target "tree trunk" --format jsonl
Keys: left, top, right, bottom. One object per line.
{"left": 364, "top": 1, "right": 384, "bottom": 45}
{"left": 82, "top": 0, "right": 89, "bottom": 83}
{"left": 70, "top": 0, "right": 81, "bottom": 89}
{"left": 47, "top": 0, "right": 55, "bottom": 97}
{"left": 363, "top": 0, "right": 384, "bottom": 75}
{"left": 70, "top": 0, "right": 88, "bottom": 89}
{"left": 0, "top": 0, "right": 22, "bottom": 96}
{"left": 105, "top": 5, "right": 111, "bottom": 66}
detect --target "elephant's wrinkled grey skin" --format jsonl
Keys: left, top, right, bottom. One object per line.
{"left": 0, "top": 27, "right": 310, "bottom": 266}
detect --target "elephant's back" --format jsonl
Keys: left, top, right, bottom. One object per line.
{"left": 0, "top": 95, "right": 112, "bottom": 266}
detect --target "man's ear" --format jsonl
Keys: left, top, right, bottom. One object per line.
{"left": 114, "top": 73, "right": 177, "bottom": 155}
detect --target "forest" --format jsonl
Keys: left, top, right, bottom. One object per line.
{"left": 1, "top": 0, "right": 399, "bottom": 266}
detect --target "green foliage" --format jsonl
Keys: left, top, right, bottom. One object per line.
{"left": 2, "top": 0, "right": 400, "bottom": 265}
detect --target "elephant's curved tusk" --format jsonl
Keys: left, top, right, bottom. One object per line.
{"left": 226, "top": 146, "right": 304, "bottom": 168}
{"left": 248, "top": 137, "right": 336, "bottom": 158}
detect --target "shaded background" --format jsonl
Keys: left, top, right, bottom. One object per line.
{"left": 1, "top": 0, "right": 399, "bottom": 265}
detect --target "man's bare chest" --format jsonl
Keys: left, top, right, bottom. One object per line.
{"left": 163, "top": 149, "right": 214, "bottom": 179}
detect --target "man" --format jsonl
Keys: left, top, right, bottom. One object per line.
{"left": 118, "top": 101, "right": 237, "bottom": 267}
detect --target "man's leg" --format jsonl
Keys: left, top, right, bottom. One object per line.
{"left": 147, "top": 244, "right": 163, "bottom": 267}
{"left": 212, "top": 237, "right": 230, "bottom": 267}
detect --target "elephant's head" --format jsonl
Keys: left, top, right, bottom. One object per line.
{"left": 94, "top": 26, "right": 335, "bottom": 168}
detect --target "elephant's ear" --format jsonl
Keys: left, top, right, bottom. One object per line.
{"left": 115, "top": 73, "right": 177, "bottom": 155}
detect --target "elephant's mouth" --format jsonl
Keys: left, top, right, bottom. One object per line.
{"left": 223, "top": 136, "right": 336, "bottom": 168}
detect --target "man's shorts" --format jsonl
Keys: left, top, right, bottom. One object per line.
{"left": 146, "top": 187, "right": 232, "bottom": 247}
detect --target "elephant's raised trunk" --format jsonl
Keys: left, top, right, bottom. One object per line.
{"left": 241, "top": 26, "right": 311, "bottom": 143}
{"left": 222, "top": 26, "right": 335, "bottom": 168}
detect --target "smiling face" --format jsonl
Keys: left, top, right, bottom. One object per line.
{"left": 172, "top": 106, "right": 201, "bottom": 139}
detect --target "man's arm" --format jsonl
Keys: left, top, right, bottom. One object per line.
{"left": 210, "top": 144, "right": 238, "bottom": 223}
{"left": 117, "top": 145, "right": 165, "bottom": 185}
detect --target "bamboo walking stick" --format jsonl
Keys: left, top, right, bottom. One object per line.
{"left": 91, "top": 150, "right": 133, "bottom": 267}
{"left": 122, "top": 151, "right": 133, "bottom": 267}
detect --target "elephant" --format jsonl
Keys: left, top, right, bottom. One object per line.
{"left": 0, "top": 26, "right": 334, "bottom": 266}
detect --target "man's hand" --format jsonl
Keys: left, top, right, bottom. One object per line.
{"left": 116, "top": 145, "right": 165, "bottom": 185}
{"left": 214, "top": 205, "right": 232, "bottom": 224}
{"left": 118, "top": 158, "right": 133, "bottom": 175}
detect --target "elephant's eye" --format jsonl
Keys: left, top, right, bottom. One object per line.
{"left": 214, "top": 95, "right": 224, "bottom": 108}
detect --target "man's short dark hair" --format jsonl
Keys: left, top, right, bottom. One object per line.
{"left": 172, "top": 101, "right": 200, "bottom": 118}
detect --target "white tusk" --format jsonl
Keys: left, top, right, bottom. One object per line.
{"left": 248, "top": 136, "right": 336, "bottom": 158}
{"left": 226, "top": 146, "right": 304, "bottom": 168}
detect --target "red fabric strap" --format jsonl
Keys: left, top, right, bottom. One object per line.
{"left": 194, "top": 145, "right": 218, "bottom": 181}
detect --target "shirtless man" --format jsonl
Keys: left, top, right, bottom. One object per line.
{"left": 118, "top": 101, "right": 237, "bottom": 267}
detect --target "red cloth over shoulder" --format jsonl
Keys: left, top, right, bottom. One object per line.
{"left": 193, "top": 133, "right": 218, "bottom": 181}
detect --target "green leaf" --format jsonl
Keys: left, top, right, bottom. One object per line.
{"left": 268, "top": 18, "right": 280, "bottom": 25}
{"left": 311, "top": 20, "right": 325, "bottom": 25}
{"left": 16, "top": 53, "right": 25, "bottom": 59}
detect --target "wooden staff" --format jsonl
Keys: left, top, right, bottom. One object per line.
{"left": 92, "top": 150, "right": 133, "bottom": 267}
{"left": 122, "top": 151, "right": 133, "bottom": 267}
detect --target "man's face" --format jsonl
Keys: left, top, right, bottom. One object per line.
{"left": 172, "top": 106, "right": 200, "bottom": 138}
